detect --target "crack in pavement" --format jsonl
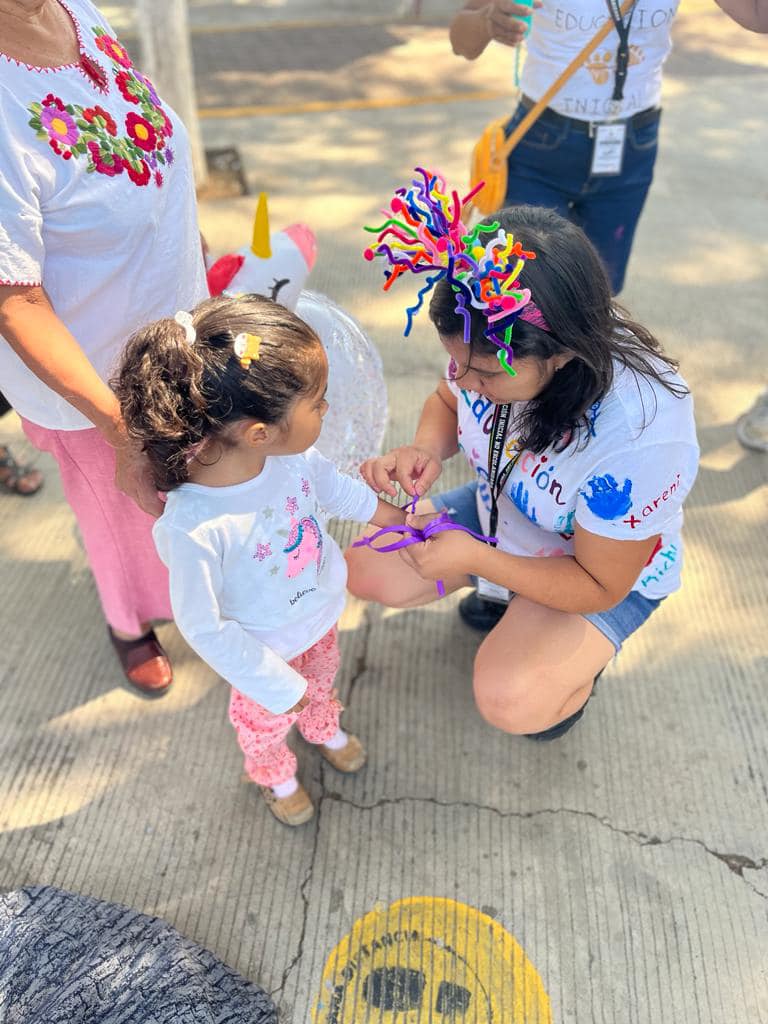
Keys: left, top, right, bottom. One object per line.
{"left": 268, "top": 786, "right": 766, "bottom": 1007}
{"left": 322, "top": 792, "right": 768, "bottom": 899}
{"left": 267, "top": 608, "right": 768, "bottom": 1011}
{"left": 270, "top": 762, "right": 326, "bottom": 1004}
{"left": 341, "top": 603, "right": 373, "bottom": 711}
{"left": 271, "top": 604, "right": 376, "bottom": 1005}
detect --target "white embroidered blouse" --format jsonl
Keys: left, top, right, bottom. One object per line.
{"left": 0, "top": 0, "right": 207, "bottom": 429}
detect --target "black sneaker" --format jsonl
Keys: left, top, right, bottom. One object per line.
{"left": 525, "top": 704, "right": 586, "bottom": 741}
{"left": 525, "top": 671, "right": 603, "bottom": 741}
{"left": 458, "top": 590, "right": 507, "bottom": 632}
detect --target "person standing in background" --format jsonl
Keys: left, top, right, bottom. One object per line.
{"left": 450, "top": 0, "right": 678, "bottom": 297}
{"left": 0, "top": 390, "right": 43, "bottom": 495}
{"left": 713, "top": 0, "right": 768, "bottom": 451}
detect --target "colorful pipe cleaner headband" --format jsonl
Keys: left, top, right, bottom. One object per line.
{"left": 363, "top": 167, "right": 549, "bottom": 377}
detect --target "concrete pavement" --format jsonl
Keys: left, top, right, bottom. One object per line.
{"left": 0, "top": 3, "right": 766, "bottom": 1021}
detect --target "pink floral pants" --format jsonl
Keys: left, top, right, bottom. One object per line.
{"left": 228, "top": 627, "right": 343, "bottom": 787}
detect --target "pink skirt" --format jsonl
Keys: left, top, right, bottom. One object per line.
{"left": 23, "top": 420, "right": 171, "bottom": 635}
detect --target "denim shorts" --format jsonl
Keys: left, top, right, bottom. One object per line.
{"left": 431, "top": 481, "right": 662, "bottom": 653}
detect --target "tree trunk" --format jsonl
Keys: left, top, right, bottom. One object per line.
{"left": 134, "top": 0, "right": 207, "bottom": 187}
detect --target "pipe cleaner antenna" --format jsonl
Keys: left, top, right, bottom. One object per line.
{"left": 363, "top": 169, "right": 548, "bottom": 378}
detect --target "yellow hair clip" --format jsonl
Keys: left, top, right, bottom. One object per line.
{"left": 233, "top": 332, "right": 262, "bottom": 369}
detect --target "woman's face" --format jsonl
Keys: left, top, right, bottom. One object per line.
{"left": 440, "top": 334, "right": 570, "bottom": 405}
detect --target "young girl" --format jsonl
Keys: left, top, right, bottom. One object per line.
{"left": 348, "top": 177, "right": 699, "bottom": 741}
{"left": 115, "top": 294, "right": 404, "bottom": 826}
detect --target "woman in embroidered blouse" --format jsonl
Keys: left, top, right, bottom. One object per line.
{"left": 0, "top": 0, "right": 208, "bottom": 694}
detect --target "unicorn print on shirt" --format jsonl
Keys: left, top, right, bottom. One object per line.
{"left": 283, "top": 496, "right": 323, "bottom": 579}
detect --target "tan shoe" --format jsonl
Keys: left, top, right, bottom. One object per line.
{"left": 259, "top": 782, "right": 314, "bottom": 826}
{"left": 319, "top": 733, "right": 367, "bottom": 773}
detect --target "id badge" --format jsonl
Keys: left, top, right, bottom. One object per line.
{"left": 476, "top": 577, "right": 510, "bottom": 605}
{"left": 590, "top": 122, "right": 627, "bottom": 176}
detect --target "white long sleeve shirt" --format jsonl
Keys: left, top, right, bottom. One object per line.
{"left": 153, "top": 448, "right": 377, "bottom": 714}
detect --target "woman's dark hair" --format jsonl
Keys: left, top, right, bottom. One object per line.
{"left": 428, "top": 205, "right": 687, "bottom": 453}
{"left": 113, "top": 293, "right": 325, "bottom": 490}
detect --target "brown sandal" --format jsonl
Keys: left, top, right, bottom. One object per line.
{"left": 108, "top": 626, "right": 173, "bottom": 697}
{"left": 0, "top": 445, "right": 44, "bottom": 496}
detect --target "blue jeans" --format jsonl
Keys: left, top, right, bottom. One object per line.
{"left": 503, "top": 102, "right": 661, "bottom": 294}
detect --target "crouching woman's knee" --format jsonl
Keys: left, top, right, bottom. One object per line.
{"left": 472, "top": 654, "right": 548, "bottom": 735}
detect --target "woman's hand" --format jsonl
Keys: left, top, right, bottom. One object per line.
{"left": 484, "top": 0, "right": 541, "bottom": 47}
{"left": 360, "top": 445, "right": 443, "bottom": 500}
{"left": 398, "top": 512, "right": 483, "bottom": 579}
{"left": 114, "top": 433, "right": 165, "bottom": 517}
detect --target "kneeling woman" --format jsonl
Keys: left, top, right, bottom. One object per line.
{"left": 346, "top": 197, "right": 699, "bottom": 740}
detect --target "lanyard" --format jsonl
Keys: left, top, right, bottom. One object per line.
{"left": 604, "top": 0, "right": 637, "bottom": 102}
{"left": 486, "top": 403, "right": 522, "bottom": 544}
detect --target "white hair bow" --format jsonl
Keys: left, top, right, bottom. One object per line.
{"left": 174, "top": 310, "right": 196, "bottom": 344}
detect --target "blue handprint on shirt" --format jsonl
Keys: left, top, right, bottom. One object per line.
{"left": 510, "top": 480, "right": 538, "bottom": 524}
{"left": 579, "top": 474, "right": 633, "bottom": 520}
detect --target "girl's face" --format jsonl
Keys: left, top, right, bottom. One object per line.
{"left": 277, "top": 360, "right": 330, "bottom": 455}
{"left": 441, "top": 333, "right": 568, "bottom": 405}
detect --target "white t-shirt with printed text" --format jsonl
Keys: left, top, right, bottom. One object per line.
{"left": 0, "top": 0, "right": 207, "bottom": 429}
{"left": 448, "top": 359, "right": 699, "bottom": 600}
{"left": 520, "top": 0, "right": 680, "bottom": 121}
{"left": 153, "top": 448, "right": 378, "bottom": 715}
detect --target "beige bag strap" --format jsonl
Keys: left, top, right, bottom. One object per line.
{"left": 502, "top": 0, "right": 637, "bottom": 159}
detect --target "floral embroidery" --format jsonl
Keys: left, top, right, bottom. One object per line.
{"left": 83, "top": 105, "right": 117, "bottom": 136}
{"left": 134, "top": 70, "right": 161, "bottom": 106}
{"left": 40, "top": 101, "right": 79, "bottom": 151}
{"left": 94, "top": 32, "right": 132, "bottom": 69}
{"left": 115, "top": 69, "right": 140, "bottom": 104}
{"left": 126, "top": 112, "right": 157, "bottom": 152}
{"left": 26, "top": 26, "right": 175, "bottom": 189}
{"left": 125, "top": 158, "right": 151, "bottom": 186}
{"left": 86, "top": 140, "right": 121, "bottom": 177}
{"left": 301, "top": 478, "right": 311, "bottom": 497}
{"left": 78, "top": 53, "right": 109, "bottom": 92}
{"left": 253, "top": 543, "right": 273, "bottom": 562}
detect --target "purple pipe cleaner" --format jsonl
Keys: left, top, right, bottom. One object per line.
{"left": 353, "top": 499, "right": 496, "bottom": 599}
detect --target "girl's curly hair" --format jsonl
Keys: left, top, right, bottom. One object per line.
{"left": 113, "top": 293, "right": 325, "bottom": 490}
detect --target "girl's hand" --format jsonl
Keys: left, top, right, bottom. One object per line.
{"left": 398, "top": 512, "right": 482, "bottom": 579}
{"left": 360, "top": 446, "right": 442, "bottom": 499}
{"left": 286, "top": 692, "right": 311, "bottom": 715}
{"left": 286, "top": 688, "right": 342, "bottom": 716}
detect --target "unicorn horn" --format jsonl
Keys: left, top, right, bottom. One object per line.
{"left": 251, "top": 192, "right": 272, "bottom": 259}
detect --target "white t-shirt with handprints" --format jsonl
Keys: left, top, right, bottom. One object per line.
{"left": 520, "top": 0, "right": 680, "bottom": 121}
{"left": 153, "top": 448, "right": 377, "bottom": 714}
{"left": 447, "top": 359, "right": 699, "bottom": 600}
